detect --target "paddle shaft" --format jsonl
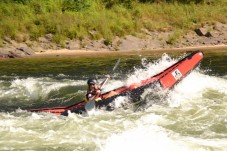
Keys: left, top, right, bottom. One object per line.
{"left": 85, "top": 59, "right": 121, "bottom": 111}
{"left": 99, "top": 58, "right": 120, "bottom": 89}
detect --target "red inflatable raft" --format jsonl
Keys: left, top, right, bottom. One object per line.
{"left": 29, "top": 50, "right": 204, "bottom": 115}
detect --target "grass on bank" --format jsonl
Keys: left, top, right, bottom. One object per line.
{"left": 0, "top": 0, "right": 227, "bottom": 47}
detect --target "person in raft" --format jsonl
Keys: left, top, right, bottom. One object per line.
{"left": 85, "top": 75, "right": 110, "bottom": 102}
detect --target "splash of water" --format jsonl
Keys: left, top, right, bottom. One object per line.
{"left": 0, "top": 77, "right": 85, "bottom": 103}
{"left": 1, "top": 53, "right": 227, "bottom": 151}
{"left": 167, "top": 71, "right": 227, "bottom": 107}
{"left": 126, "top": 53, "right": 178, "bottom": 86}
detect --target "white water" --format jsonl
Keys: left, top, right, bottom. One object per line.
{"left": 103, "top": 71, "right": 227, "bottom": 151}
{"left": 0, "top": 54, "right": 227, "bottom": 151}
{"left": 0, "top": 78, "right": 85, "bottom": 101}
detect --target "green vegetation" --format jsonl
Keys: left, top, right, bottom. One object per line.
{"left": 0, "top": 0, "right": 226, "bottom": 46}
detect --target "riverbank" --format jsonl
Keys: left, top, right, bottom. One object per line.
{"left": 31, "top": 44, "right": 227, "bottom": 58}
{"left": 0, "top": 1, "right": 227, "bottom": 58}
{"left": 1, "top": 19, "right": 227, "bottom": 59}
{"left": 1, "top": 44, "right": 227, "bottom": 59}
{"left": 1, "top": 21, "right": 227, "bottom": 58}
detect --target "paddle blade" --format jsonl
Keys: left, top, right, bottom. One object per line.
{"left": 85, "top": 100, "right": 96, "bottom": 113}
{"left": 112, "top": 58, "right": 121, "bottom": 71}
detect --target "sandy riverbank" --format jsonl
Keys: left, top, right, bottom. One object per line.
{"left": 32, "top": 44, "right": 227, "bottom": 58}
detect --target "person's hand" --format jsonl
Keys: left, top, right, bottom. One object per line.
{"left": 96, "top": 89, "right": 101, "bottom": 94}
{"left": 95, "top": 97, "right": 102, "bottom": 102}
{"left": 105, "top": 74, "right": 110, "bottom": 78}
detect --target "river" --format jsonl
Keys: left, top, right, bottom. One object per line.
{"left": 0, "top": 50, "right": 227, "bottom": 151}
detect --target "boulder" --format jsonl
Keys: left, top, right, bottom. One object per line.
{"left": 194, "top": 28, "right": 205, "bottom": 36}
{"left": 0, "top": 49, "right": 17, "bottom": 58}
{"left": 15, "top": 47, "right": 35, "bottom": 56}
{"left": 194, "top": 28, "right": 213, "bottom": 37}
{"left": 67, "top": 40, "right": 81, "bottom": 50}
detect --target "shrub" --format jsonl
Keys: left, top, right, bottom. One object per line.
{"left": 101, "top": 0, "right": 137, "bottom": 8}
{"left": 0, "top": 0, "right": 226, "bottom": 47}
{"left": 62, "top": 0, "right": 91, "bottom": 12}
{"left": 138, "top": 0, "right": 223, "bottom": 4}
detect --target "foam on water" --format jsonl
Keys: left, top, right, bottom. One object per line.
{"left": 0, "top": 53, "right": 227, "bottom": 150}
{"left": 126, "top": 54, "right": 177, "bottom": 86}
{"left": 0, "top": 77, "right": 85, "bottom": 102}
{"left": 102, "top": 124, "right": 204, "bottom": 151}
{"left": 101, "top": 80, "right": 125, "bottom": 93}
{"left": 167, "top": 71, "right": 227, "bottom": 107}
{"left": 100, "top": 54, "right": 227, "bottom": 151}
{"left": 101, "top": 110, "right": 227, "bottom": 151}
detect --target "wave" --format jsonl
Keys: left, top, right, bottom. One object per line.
{"left": 167, "top": 71, "right": 227, "bottom": 107}
{"left": 0, "top": 53, "right": 227, "bottom": 151}
{"left": 125, "top": 53, "right": 178, "bottom": 86}
{"left": 0, "top": 53, "right": 226, "bottom": 112}
{"left": 0, "top": 77, "right": 85, "bottom": 104}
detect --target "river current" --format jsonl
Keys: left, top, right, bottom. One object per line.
{"left": 0, "top": 50, "right": 226, "bottom": 151}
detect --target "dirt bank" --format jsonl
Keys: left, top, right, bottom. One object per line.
{"left": 30, "top": 45, "right": 227, "bottom": 58}
{"left": 0, "top": 22, "right": 227, "bottom": 58}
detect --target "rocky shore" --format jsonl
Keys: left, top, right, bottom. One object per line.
{"left": 0, "top": 22, "right": 227, "bottom": 58}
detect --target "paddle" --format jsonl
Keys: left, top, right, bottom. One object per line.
{"left": 99, "top": 58, "right": 121, "bottom": 88}
{"left": 85, "top": 58, "right": 121, "bottom": 113}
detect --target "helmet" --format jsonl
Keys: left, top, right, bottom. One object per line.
{"left": 87, "top": 79, "right": 96, "bottom": 85}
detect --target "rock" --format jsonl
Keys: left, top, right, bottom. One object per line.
{"left": 80, "top": 38, "right": 111, "bottom": 51}
{"left": 195, "top": 27, "right": 213, "bottom": 38}
{"left": 3, "top": 37, "right": 12, "bottom": 44}
{"left": 38, "top": 37, "right": 49, "bottom": 43}
{"left": 45, "top": 34, "right": 53, "bottom": 42}
{"left": 0, "top": 47, "right": 35, "bottom": 58}
{"left": 0, "top": 49, "right": 17, "bottom": 58}
{"left": 194, "top": 28, "right": 205, "bottom": 36}
{"left": 118, "top": 35, "right": 145, "bottom": 51}
{"left": 67, "top": 40, "right": 80, "bottom": 50}
{"left": 0, "top": 49, "right": 8, "bottom": 55}
{"left": 8, "top": 51, "right": 19, "bottom": 58}
{"left": 205, "top": 31, "right": 212, "bottom": 37}
{"left": 15, "top": 47, "right": 35, "bottom": 55}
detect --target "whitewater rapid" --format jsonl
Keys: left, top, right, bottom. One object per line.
{"left": 0, "top": 53, "right": 227, "bottom": 150}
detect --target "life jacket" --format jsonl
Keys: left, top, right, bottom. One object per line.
{"left": 86, "top": 85, "right": 101, "bottom": 100}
